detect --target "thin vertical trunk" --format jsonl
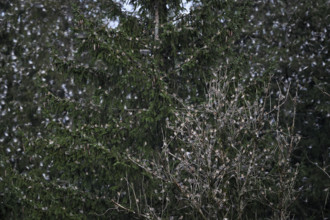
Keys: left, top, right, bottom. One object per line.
{"left": 154, "top": 1, "right": 159, "bottom": 41}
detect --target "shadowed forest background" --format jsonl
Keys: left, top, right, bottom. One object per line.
{"left": 0, "top": 0, "right": 329, "bottom": 219}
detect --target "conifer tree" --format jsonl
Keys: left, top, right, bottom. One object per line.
{"left": 2, "top": 0, "right": 327, "bottom": 219}
{"left": 237, "top": 1, "right": 329, "bottom": 218}
{"left": 1, "top": 1, "right": 74, "bottom": 218}
{"left": 1, "top": 0, "right": 249, "bottom": 218}
{"left": 1, "top": 1, "right": 242, "bottom": 218}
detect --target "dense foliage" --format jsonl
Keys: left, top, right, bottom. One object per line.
{"left": 1, "top": 0, "right": 329, "bottom": 219}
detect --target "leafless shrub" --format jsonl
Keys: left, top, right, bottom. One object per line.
{"left": 120, "top": 69, "right": 301, "bottom": 219}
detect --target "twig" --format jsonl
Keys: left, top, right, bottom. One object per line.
{"left": 111, "top": 199, "right": 150, "bottom": 219}
{"left": 306, "top": 156, "right": 330, "bottom": 179}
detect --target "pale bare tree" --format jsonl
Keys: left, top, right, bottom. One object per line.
{"left": 119, "top": 68, "right": 300, "bottom": 219}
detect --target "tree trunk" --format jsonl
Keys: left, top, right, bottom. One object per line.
{"left": 154, "top": 1, "right": 159, "bottom": 41}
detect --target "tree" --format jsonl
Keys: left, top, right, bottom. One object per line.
{"left": 126, "top": 68, "right": 300, "bottom": 219}
{"left": 237, "top": 0, "right": 330, "bottom": 217}
{"left": 1, "top": 0, "right": 327, "bottom": 219}
{"left": 1, "top": 0, "right": 249, "bottom": 218}
{"left": 0, "top": 0, "right": 74, "bottom": 218}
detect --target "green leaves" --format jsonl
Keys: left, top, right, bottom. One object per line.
{"left": 1, "top": 0, "right": 329, "bottom": 219}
